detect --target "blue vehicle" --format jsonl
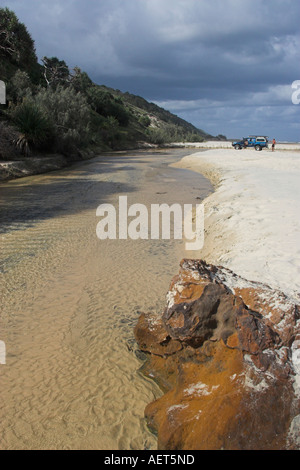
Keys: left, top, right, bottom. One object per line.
{"left": 232, "top": 135, "right": 269, "bottom": 151}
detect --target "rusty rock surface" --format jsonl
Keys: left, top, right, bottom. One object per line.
{"left": 134, "top": 259, "right": 300, "bottom": 450}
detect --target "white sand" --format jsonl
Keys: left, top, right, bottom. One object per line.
{"left": 168, "top": 141, "right": 300, "bottom": 150}
{"left": 173, "top": 148, "right": 300, "bottom": 303}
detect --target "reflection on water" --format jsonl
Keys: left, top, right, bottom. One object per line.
{"left": 0, "top": 149, "right": 212, "bottom": 450}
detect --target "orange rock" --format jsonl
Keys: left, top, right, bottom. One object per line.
{"left": 146, "top": 342, "right": 245, "bottom": 450}
{"left": 225, "top": 332, "right": 239, "bottom": 349}
{"left": 134, "top": 312, "right": 182, "bottom": 357}
{"left": 135, "top": 260, "right": 300, "bottom": 450}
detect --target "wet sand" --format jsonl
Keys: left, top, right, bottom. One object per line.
{"left": 0, "top": 149, "right": 212, "bottom": 450}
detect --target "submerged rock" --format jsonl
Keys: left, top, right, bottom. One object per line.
{"left": 134, "top": 259, "right": 300, "bottom": 450}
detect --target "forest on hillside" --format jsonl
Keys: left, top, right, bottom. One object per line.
{"left": 0, "top": 7, "right": 220, "bottom": 159}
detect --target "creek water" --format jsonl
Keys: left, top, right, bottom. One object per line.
{"left": 0, "top": 148, "right": 212, "bottom": 450}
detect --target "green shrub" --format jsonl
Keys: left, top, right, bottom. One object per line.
{"left": 8, "top": 70, "right": 33, "bottom": 103}
{"left": 185, "top": 132, "right": 205, "bottom": 142}
{"left": 101, "top": 116, "right": 121, "bottom": 148}
{"left": 87, "top": 87, "right": 130, "bottom": 126}
{"left": 139, "top": 115, "right": 151, "bottom": 127}
{"left": 11, "top": 101, "right": 53, "bottom": 154}
{"left": 146, "top": 127, "right": 172, "bottom": 145}
{"left": 32, "top": 85, "right": 91, "bottom": 152}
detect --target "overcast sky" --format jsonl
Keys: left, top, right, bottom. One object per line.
{"left": 2, "top": 0, "right": 300, "bottom": 140}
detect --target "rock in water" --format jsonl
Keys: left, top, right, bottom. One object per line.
{"left": 134, "top": 259, "right": 300, "bottom": 450}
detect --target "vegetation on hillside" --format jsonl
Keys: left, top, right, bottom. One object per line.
{"left": 0, "top": 7, "right": 41, "bottom": 84}
{"left": 0, "top": 7, "right": 221, "bottom": 159}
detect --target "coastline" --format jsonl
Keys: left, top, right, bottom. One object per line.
{"left": 171, "top": 148, "right": 300, "bottom": 302}
{"left": 1, "top": 141, "right": 299, "bottom": 183}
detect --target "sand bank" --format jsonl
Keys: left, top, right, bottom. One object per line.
{"left": 172, "top": 148, "right": 300, "bottom": 303}
{"left": 167, "top": 141, "right": 300, "bottom": 150}
{"left": 0, "top": 149, "right": 99, "bottom": 182}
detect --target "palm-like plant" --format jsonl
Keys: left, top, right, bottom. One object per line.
{"left": 12, "top": 102, "right": 53, "bottom": 155}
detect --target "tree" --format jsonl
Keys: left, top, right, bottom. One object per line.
{"left": 87, "top": 87, "right": 130, "bottom": 126}
{"left": 9, "top": 70, "right": 33, "bottom": 102}
{"left": 0, "top": 7, "right": 39, "bottom": 81}
{"left": 102, "top": 116, "right": 120, "bottom": 148}
{"left": 0, "top": 8, "right": 17, "bottom": 58}
{"left": 42, "top": 56, "right": 70, "bottom": 88}
{"left": 71, "top": 67, "right": 93, "bottom": 94}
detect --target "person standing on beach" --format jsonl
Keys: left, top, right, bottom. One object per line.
{"left": 272, "top": 138, "right": 276, "bottom": 151}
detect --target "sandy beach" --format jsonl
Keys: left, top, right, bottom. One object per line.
{"left": 172, "top": 147, "right": 300, "bottom": 303}
{"left": 168, "top": 141, "right": 300, "bottom": 150}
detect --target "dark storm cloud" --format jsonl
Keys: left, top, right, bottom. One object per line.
{"left": 2, "top": 0, "right": 300, "bottom": 140}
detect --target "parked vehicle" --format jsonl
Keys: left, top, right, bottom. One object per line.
{"left": 232, "top": 135, "right": 269, "bottom": 151}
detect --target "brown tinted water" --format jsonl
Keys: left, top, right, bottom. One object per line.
{"left": 0, "top": 149, "right": 212, "bottom": 450}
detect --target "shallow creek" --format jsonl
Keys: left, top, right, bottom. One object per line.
{"left": 0, "top": 149, "right": 212, "bottom": 450}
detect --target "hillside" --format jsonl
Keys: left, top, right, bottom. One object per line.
{"left": 0, "top": 7, "right": 218, "bottom": 161}
{"left": 98, "top": 85, "right": 212, "bottom": 140}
